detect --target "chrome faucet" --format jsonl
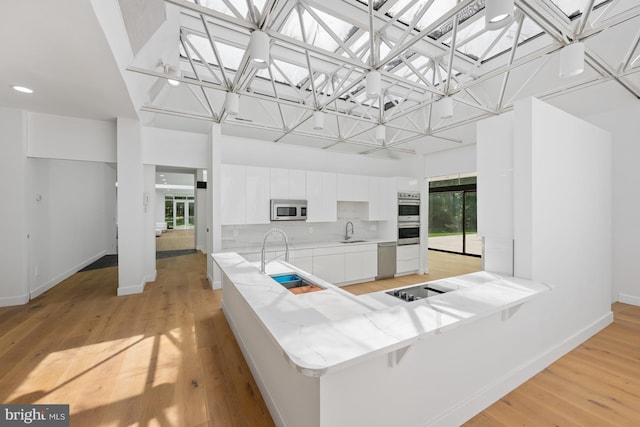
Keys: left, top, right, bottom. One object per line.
{"left": 261, "top": 228, "right": 290, "bottom": 273}
{"left": 344, "top": 221, "right": 354, "bottom": 240}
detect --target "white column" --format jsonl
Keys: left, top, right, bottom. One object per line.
{"left": 117, "top": 117, "right": 145, "bottom": 295}
{"left": 206, "top": 124, "right": 223, "bottom": 288}
{"left": 143, "top": 164, "right": 156, "bottom": 282}
{"left": 195, "top": 169, "right": 207, "bottom": 252}
{"left": 0, "top": 107, "right": 29, "bottom": 306}
{"left": 477, "top": 113, "right": 515, "bottom": 275}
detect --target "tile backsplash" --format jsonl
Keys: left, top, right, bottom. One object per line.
{"left": 222, "top": 202, "right": 382, "bottom": 250}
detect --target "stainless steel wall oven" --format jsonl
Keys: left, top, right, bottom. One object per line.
{"left": 398, "top": 192, "right": 420, "bottom": 222}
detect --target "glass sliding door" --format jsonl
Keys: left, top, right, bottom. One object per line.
{"left": 428, "top": 176, "right": 479, "bottom": 257}
{"left": 429, "top": 191, "right": 464, "bottom": 253}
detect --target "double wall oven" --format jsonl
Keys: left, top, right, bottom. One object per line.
{"left": 398, "top": 192, "right": 420, "bottom": 246}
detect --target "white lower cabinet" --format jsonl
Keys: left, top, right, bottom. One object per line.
{"left": 344, "top": 244, "right": 378, "bottom": 283}
{"left": 289, "top": 249, "right": 313, "bottom": 274}
{"left": 238, "top": 243, "right": 379, "bottom": 285}
{"left": 396, "top": 244, "right": 420, "bottom": 275}
{"left": 313, "top": 253, "right": 345, "bottom": 284}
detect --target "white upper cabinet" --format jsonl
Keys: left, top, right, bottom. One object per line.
{"left": 336, "top": 173, "right": 368, "bottom": 202}
{"left": 221, "top": 164, "right": 247, "bottom": 225}
{"left": 270, "top": 168, "right": 306, "bottom": 199}
{"left": 245, "top": 166, "right": 271, "bottom": 224}
{"left": 306, "top": 171, "right": 337, "bottom": 222}
{"left": 221, "top": 164, "right": 270, "bottom": 225}
{"left": 397, "top": 176, "right": 420, "bottom": 192}
{"left": 368, "top": 176, "right": 389, "bottom": 220}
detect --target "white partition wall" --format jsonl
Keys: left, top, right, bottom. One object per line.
{"left": 467, "top": 97, "right": 612, "bottom": 425}
{"left": 117, "top": 117, "right": 146, "bottom": 295}
{"left": 586, "top": 104, "right": 640, "bottom": 304}
{"left": 477, "top": 114, "right": 514, "bottom": 275}
{"left": 0, "top": 108, "right": 29, "bottom": 306}
{"left": 514, "top": 97, "right": 612, "bottom": 334}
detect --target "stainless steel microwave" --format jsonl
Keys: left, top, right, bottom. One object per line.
{"left": 270, "top": 199, "right": 307, "bottom": 221}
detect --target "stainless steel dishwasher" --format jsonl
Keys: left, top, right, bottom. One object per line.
{"left": 376, "top": 242, "right": 397, "bottom": 280}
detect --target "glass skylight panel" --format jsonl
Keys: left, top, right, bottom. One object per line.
{"left": 272, "top": 59, "right": 309, "bottom": 86}
{"left": 454, "top": 17, "right": 544, "bottom": 61}
{"left": 427, "top": 0, "right": 485, "bottom": 39}
{"left": 190, "top": 0, "right": 235, "bottom": 18}
{"left": 181, "top": 34, "right": 246, "bottom": 72}
{"left": 252, "top": 0, "right": 266, "bottom": 15}
{"left": 183, "top": 34, "right": 216, "bottom": 64}
{"left": 416, "top": 0, "right": 457, "bottom": 31}
{"left": 388, "top": 0, "right": 428, "bottom": 22}
{"left": 548, "top": 0, "right": 609, "bottom": 18}
{"left": 350, "top": 32, "right": 370, "bottom": 55}
{"left": 356, "top": 0, "right": 389, "bottom": 10}
{"left": 280, "top": 7, "right": 356, "bottom": 55}
{"left": 214, "top": 41, "right": 244, "bottom": 71}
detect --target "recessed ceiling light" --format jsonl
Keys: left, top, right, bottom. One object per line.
{"left": 160, "top": 174, "right": 165, "bottom": 177}
{"left": 12, "top": 85, "right": 34, "bottom": 94}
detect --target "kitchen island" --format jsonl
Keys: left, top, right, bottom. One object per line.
{"left": 212, "top": 252, "right": 550, "bottom": 426}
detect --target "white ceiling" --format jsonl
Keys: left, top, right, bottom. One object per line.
{"left": 2, "top": 0, "right": 640, "bottom": 159}
{"left": 0, "top": 1, "right": 137, "bottom": 121}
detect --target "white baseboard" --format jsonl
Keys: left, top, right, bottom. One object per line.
{"left": 29, "top": 250, "right": 107, "bottom": 300}
{"left": 0, "top": 293, "right": 29, "bottom": 307}
{"left": 117, "top": 282, "right": 145, "bottom": 296}
{"left": 430, "top": 311, "right": 614, "bottom": 427}
{"left": 144, "top": 270, "right": 157, "bottom": 283}
{"left": 618, "top": 293, "right": 640, "bottom": 306}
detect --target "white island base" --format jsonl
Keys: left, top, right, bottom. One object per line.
{"left": 213, "top": 252, "right": 553, "bottom": 426}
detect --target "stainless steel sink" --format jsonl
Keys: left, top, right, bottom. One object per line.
{"left": 340, "top": 239, "right": 367, "bottom": 244}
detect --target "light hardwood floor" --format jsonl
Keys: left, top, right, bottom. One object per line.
{"left": 156, "top": 229, "right": 196, "bottom": 252}
{"left": 0, "top": 252, "right": 638, "bottom": 426}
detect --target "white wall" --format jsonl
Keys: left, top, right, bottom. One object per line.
{"left": 28, "top": 112, "right": 116, "bottom": 163}
{"left": 586, "top": 104, "right": 640, "bottom": 305}
{"left": 424, "top": 143, "right": 477, "bottom": 179}
{"left": 144, "top": 164, "right": 157, "bottom": 282}
{"left": 0, "top": 107, "right": 29, "bottom": 306}
{"left": 142, "top": 127, "right": 208, "bottom": 168}
{"left": 27, "top": 159, "right": 116, "bottom": 299}
{"left": 154, "top": 190, "right": 166, "bottom": 223}
{"left": 222, "top": 135, "right": 422, "bottom": 177}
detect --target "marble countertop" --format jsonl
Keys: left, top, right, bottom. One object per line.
{"left": 212, "top": 252, "right": 551, "bottom": 377}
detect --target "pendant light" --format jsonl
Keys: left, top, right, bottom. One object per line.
{"left": 250, "top": 30, "right": 270, "bottom": 69}
{"left": 437, "top": 97, "right": 453, "bottom": 119}
{"left": 485, "top": 0, "right": 514, "bottom": 31}
{"left": 559, "top": 42, "right": 585, "bottom": 78}
{"left": 366, "top": 70, "right": 381, "bottom": 98}
{"left": 161, "top": 61, "right": 180, "bottom": 87}
{"left": 375, "top": 124, "right": 386, "bottom": 142}
{"left": 225, "top": 92, "right": 239, "bottom": 116}
{"left": 313, "top": 111, "right": 325, "bottom": 130}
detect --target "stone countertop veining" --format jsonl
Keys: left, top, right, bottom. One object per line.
{"left": 211, "top": 252, "right": 551, "bottom": 377}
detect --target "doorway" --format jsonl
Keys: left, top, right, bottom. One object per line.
{"left": 428, "top": 175, "right": 481, "bottom": 257}
{"left": 171, "top": 197, "right": 195, "bottom": 230}
{"left": 156, "top": 169, "right": 197, "bottom": 253}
